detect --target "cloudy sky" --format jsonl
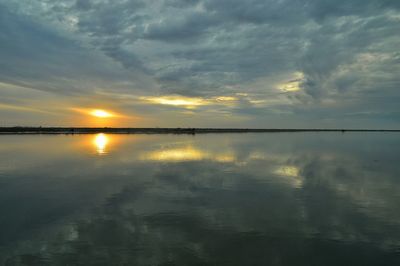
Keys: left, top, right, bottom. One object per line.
{"left": 0, "top": 0, "right": 399, "bottom": 128}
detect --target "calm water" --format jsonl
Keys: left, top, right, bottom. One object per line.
{"left": 1, "top": 133, "right": 400, "bottom": 265}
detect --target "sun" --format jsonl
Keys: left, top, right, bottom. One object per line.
{"left": 90, "top": 109, "right": 112, "bottom": 118}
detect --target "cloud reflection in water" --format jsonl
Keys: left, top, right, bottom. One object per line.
{"left": 0, "top": 133, "right": 400, "bottom": 265}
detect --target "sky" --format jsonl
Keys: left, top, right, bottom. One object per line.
{"left": 0, "top": 0, "right": 399, "bottom": 128}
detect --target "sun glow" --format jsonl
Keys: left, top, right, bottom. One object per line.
{"left": 279, "top": 72, "right": 305, "bottom": 92}
{"left": 139, "top": 95, "right": 242, "bottom": 109}
{"left": 140, "top": 96, "right": 210, "bottom": 109}
{"left": 90, "top": 109, "right": 113, "bottom": 118}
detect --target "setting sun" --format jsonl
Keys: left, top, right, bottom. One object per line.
{"left": 90, "top": 109, "right": 113, "bottom": 118}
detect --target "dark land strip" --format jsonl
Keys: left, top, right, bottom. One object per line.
{"left": 0, "top": 127, "right": 399, "bottom": 135}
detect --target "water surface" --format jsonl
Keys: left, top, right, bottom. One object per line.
{"left": 0, "top": 133, "right": 400, "bottom": 265}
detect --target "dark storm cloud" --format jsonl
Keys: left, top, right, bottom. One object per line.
{"left": 0, "top": 1, "right": 155, "bottom": 96}
{"left": 0, "top": 0, "right": 399, "bottom": 127}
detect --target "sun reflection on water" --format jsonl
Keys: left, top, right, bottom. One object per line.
{"left": 94, "top": 133, "right": 109, "bottom": 155}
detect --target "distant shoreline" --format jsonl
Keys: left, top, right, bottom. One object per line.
{"left": 0, "top": 127, "right": 399, "bottom": 134}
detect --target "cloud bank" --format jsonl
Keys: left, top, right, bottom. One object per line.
{"left": 0, "top": 0, "right": 399, "bottom": 127}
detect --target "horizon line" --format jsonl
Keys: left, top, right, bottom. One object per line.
{"left": 0, "top": 126, "right": 399, "bottom": 134}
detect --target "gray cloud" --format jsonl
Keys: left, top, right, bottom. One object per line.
{"left": 0, "top": 0, "right": 399, "bottom": 127}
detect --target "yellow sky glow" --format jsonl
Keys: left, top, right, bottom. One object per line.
{"left": 140, "top": 95, "right": 240, "bottom": 109}
{"left": 140, "top": 96, "right": 210, "bottom": 109}
{"left": 279, "top": 72, "right": 304, "bottom": 92}
{"left": 215, "top": 96, "right": 237, "bottom": 102}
